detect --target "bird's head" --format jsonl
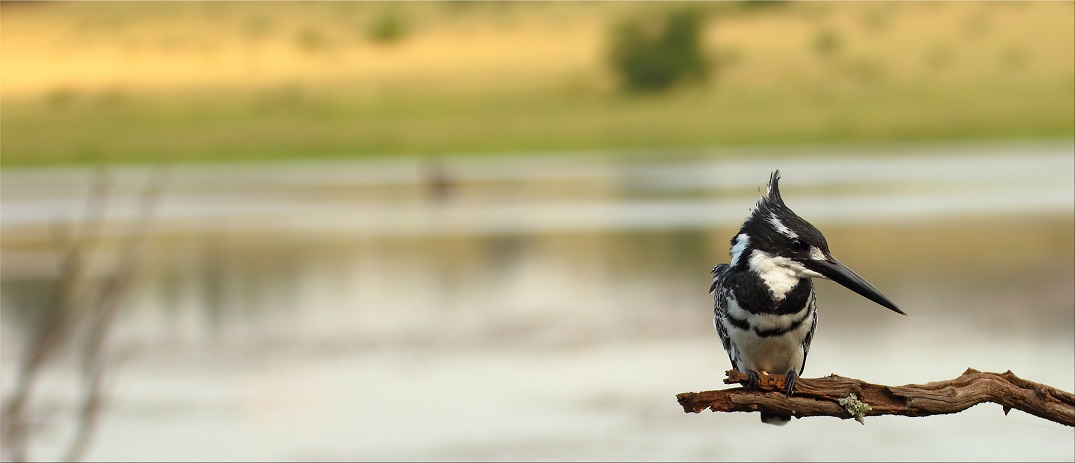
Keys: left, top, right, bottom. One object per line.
{"left": 730, "top": 170, "right": 905, "bottom": 315}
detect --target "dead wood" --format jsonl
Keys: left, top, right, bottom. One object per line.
{"left": 676, "top": 368, "right": 1075, "bottom": 427}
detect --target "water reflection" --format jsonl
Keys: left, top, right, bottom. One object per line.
{"left": 2, "top": 143, "right": 1073, "bottom": 461}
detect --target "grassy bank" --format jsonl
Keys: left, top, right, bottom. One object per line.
{"left": 2, "top": 1, "right": 1072, "bottom": 167}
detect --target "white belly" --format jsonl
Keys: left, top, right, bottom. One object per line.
{"left": 729, "top": 328, "right": 807, "bottom": 375}
{"left": 723, "top": 298, "right": 814, "bottom": 375}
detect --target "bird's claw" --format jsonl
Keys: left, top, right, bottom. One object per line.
{"left": 741, "top": 369, "right": 796, "bottom": 396}
{"left": 784, "top": 370, "right": 798, "bottom": 397}
{"left": 744, "top": 369, "right": 762, "bottom": 389}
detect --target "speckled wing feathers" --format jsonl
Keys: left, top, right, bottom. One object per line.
{"left": 710, "top": 264, "right": 739, "bottom": 371}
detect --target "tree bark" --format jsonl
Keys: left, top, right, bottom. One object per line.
{"left": 677, "top": 368, "right": 1075, "bottom": 427}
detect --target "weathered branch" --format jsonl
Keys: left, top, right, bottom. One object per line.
{"left": 677, "top": 368, "right": 1075, "bottom": 427}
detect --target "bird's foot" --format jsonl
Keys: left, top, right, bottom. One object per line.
{"left": 784, "top": 370, "right": 798, "bottom": 397}
{"left": 744, "top": 369, "right": 762, "bottom": 389}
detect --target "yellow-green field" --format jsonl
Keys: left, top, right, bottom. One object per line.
{"left": 2, "top": 1, "right": 1073, "bottom": 167}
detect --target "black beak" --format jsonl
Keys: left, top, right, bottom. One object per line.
{"left": 806, "top": 255, "right": 905, "bottom": 315}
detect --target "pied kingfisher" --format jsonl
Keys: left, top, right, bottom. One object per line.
{"left": 711, "top": 170, "right": 904, "bottom": 425}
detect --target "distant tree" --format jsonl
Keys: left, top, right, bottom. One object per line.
{"left": 608, "top": 8, "right": 711, "bottom": 92}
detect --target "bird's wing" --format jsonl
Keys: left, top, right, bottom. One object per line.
{"left": 798, "top": 295, "right": 818, "bottom": 376}
{"left": 711, "top": 264, "right": 738, "bottom": 370}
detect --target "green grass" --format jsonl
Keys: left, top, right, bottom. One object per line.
{"left": 4, "top": 76, "right": 1070, "bottom": 167}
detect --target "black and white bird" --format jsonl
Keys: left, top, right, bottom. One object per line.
{"left": 711, "top": 170, "right": 904, "bottom": 425}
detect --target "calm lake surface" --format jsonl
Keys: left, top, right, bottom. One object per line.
{"left": 2, "top": 141, "right": 1073, "bottom": 461}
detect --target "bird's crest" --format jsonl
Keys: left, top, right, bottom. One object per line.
{"left": 750, "top": 169, "right": 788, "bottom": 219}
{"left": 764, "top": 170, "right": 785, "bottom": 208}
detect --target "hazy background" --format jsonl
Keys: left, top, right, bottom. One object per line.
{"left": 2, "top": 2, "right": 1073, "bottom": 462}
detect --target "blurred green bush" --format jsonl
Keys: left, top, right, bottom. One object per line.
{"left": 367, "top": 11, "right": 408, "bottom": 45}
{"left": 608, "top": 8, "right": 710, "bottom": 92}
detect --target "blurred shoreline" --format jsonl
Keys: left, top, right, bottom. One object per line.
{"left": 3, "top": 140, "right": 1072, "bottom": 240}
{"left": 3, "top": 2, "right": 1072, "bottom": 166}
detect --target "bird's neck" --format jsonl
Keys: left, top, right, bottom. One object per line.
{"left": 729, "top": 251, "right": 815, "bottom": 315}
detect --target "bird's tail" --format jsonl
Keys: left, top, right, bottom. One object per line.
{"left": 761, "top": 412, "right": 791, "bottom": 426}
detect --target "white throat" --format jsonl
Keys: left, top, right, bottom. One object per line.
{"left": 747, "top": 250, "right": 822, "bottom": 300}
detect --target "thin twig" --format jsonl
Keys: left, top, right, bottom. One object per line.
{"left": 65, "top": 168, "right": 169, "bottom": 462}
{"left": 677, "top": 368, "right": 1075, "bottom": 427}
{"left": 1, "top": 170, "right": 112, "bottom": 462}
{"left": 1, "top": 168, "right": 169, "bottom": 462}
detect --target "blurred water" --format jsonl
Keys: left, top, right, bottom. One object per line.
{"left": 2, "top": 141, "right": 1074, "bottom": 461}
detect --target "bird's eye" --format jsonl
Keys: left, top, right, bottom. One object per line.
{"left": 791, "top": 238, "right": 809, "bottom": 250}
